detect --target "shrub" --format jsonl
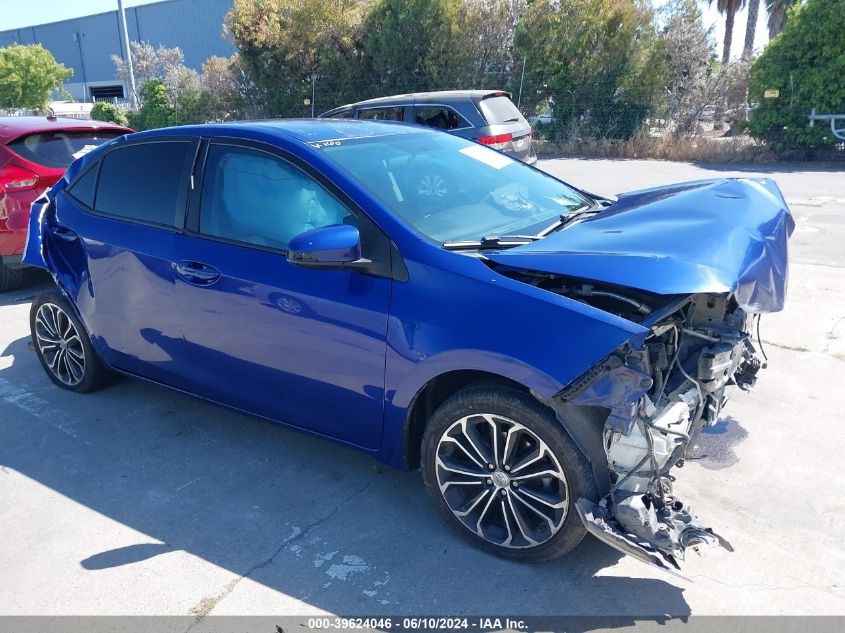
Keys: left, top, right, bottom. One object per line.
{"left": 90, "top": 102, "right": 129, "bottom": 127}
{"left": 746, "top": 0, "right": 845, "bottom": 150}
{"left": 127, "top": 79, "right": 173, "bottom": 131}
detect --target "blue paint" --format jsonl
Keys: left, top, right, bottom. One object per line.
{"left": 489, "top": 178, "right": 794, "bottom": 313}
{"left": 24, "top": 120, "right": 792, "bottom": 469}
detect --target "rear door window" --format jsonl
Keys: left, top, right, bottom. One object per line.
{"left": 358, "top": 107, "right": 405, "bottom": 121}
{"left": 94, "top": 141, "right": 192, "bottom": 226}
{"left": 478, "top": 95, "right": 524, "bottom": 124}
{"left": 415, "top": 106, "right": 469, "bottom": 130}
{"left": 7, "top": 130, "right": 124, "bottom": 169}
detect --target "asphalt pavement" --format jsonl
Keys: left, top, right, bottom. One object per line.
{"left": 1, "top": 158, "right": 843, "bottom": 618}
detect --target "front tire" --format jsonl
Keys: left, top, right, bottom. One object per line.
{"left": 421, "top": 384, "right": 596, "bottom": 562}
{"left": 30, "top": 290, "right": 111, "bottom": 393}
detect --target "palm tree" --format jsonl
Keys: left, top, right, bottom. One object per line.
{"left": 743, "top": 0, "right": 760, "bottom": 59}
{"left": 766, "top": 0, "right": 795, "bottom": 39}
{"left": 709, "top": 0, "right": 746, "bottom": 65}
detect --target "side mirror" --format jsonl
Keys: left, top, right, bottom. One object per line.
{"left": 287, "top": 224, "right": 370, "bottom": 270}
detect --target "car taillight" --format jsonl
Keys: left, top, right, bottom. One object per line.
{"left": 477, "top": 133, "right": 512, "bottom": 150}
{"left": 0, "top": 165, "right": 40, "bottom": 192}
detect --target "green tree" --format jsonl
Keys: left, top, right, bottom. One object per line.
{"left": 363, "top": 0, "right": 523, "bottom": 94}
{"left": 0, "top": 44, "right": 73, "bottom": 111}
{"left": 746, "top": 0, "right": 844, "bottom": 150}
{"left": 514, "top": 0, "right": 666, "bottom": 140}
{"left": 226, "top": 0, "right": 368, "bottom": 116}
{"left": 90, "top": 101, "right": 129, "bottom": 126}
{"left": 766, "top": 0, "right": 796, "bottom": 39}
{"left": 363, "top": 0, "right": 454, "bottom": 93}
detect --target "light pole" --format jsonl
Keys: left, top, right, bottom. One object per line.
{"left": 117, "top": 0, "right": 138, "bottom": 108}
{"left": 73, "top": 32, "right": 88, "bottom": 101}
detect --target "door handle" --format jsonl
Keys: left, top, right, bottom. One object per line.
{"left": 52, "top": 226, "right": 78, "bottom": 241}
{"left": 173, "top": 261, "right": 221, "bottom": 286}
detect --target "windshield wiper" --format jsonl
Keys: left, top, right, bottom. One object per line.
{"left": 442, "top": 235, "right": 540, "bottom": 251}
{"left": 538, "top": 202, "right": 606, "bottom": 237}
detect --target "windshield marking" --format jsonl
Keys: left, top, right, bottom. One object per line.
{"left": 459, "top": 144, "right": 511, "bottom": 169}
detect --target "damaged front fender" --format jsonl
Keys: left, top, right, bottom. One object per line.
{"left": 560, "top": 355, "right": 652, "bottom": 435}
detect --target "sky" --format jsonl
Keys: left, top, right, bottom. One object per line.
{"left": 0, "top": 0, "right": 770, "bottom": 60}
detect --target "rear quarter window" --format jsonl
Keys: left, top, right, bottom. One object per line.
{"left": 94, "top": 141, "right": 192, "bottom": 226}
{"left": 67, "top": 164, "right": 99, "bottom": 208}
{"left": 7, "top": 130, "right": 124, "bottom": 169}
{"left": 415, "top": 106, "right": 469, "bottom": 131}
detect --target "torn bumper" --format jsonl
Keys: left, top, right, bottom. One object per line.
{"left": 575, "top": 498, "right": 733, "bottom": 574}
{"left": 560, "top": 295, "right": 766, "bottom": 572}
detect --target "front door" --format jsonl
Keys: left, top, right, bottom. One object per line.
{"left": 170, "top": 141, "right": 392, "bottom": 448}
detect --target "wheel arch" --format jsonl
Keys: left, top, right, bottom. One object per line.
{"left": 403, "top": 369, "right": 528, "bottom": 470}
{"left": 401, "top": 368, "right": 611, "bottom": 496}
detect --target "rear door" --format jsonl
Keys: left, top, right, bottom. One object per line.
{"left": 56, "top": 137, "right": 198, "bottom": 383}
{"left": 170, "top": 139, "right": 393, "bottom": 448}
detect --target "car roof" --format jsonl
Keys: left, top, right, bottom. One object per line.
{"left": 127, "top": 118, "right": 433, "bottom": 145}
{"left": 0, "top": 116, "right": 132, "bottom": 143}
{"left": 322, "top": 90, "right": 512, "bottom": 115}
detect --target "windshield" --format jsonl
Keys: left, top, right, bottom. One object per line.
{"left": 7, "top": 130, "right": 124, "bottom": 169}
{"left": 318, "top": 132, "right": 590, "bottom": 244}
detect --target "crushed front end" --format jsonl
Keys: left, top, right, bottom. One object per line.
{"left": 563, "top": 291, "right": 769, "bottom": 571}
{"left": 485, "top": 177, "right": 793, "bottom": 571}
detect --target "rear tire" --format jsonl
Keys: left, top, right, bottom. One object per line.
{"left": 0, "top": 265, "right": 24, "bottom": 292}
{"left": 30, "top": 290, "right": 111, "bottom": 393}
{"left": 421, "top": 383, "right": 596, "bottom": 562}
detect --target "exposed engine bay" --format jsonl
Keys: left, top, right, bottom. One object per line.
{"left": 500, "top": 268, "right": 769, "bottom": 572}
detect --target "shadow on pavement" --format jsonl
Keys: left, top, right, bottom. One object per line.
{"left": 81, "top": 543, "right": 175, "bottom": 570}
{"left": 0, "top": 333, "right": 690, "bottom": 620}
{"left": 689, "top": 161, "right": 845, "bottom": 174}
{"left": 541, "top": 154, "right": 844, "bottom": 175}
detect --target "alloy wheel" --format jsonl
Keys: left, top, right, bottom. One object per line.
{"left": 435, "top": 413, "right": 569, "bottom": 548}
{"left": 34, "top": 303, "right": 86, "bottom": 387}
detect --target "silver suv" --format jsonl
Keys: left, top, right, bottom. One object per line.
{"left": 320, "top": 90, "right": 536, "bottom": 164}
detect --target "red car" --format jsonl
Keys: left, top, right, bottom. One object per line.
{"left": 0, "top": 116, "right": 132, "bottom": 291}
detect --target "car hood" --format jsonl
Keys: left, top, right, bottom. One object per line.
{"left": 488, "top": 178, "right": 795, "bottom": 313}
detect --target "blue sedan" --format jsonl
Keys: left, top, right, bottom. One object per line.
{"left": 23, "top": 120, "right": 793, "bottom": 569}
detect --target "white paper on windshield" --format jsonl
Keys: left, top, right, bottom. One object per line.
{"left": 459, "top": 144, "right": 512, "bottom": 170}
{"left": 72, "top": 144, "right": 99, "bottom": 160}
